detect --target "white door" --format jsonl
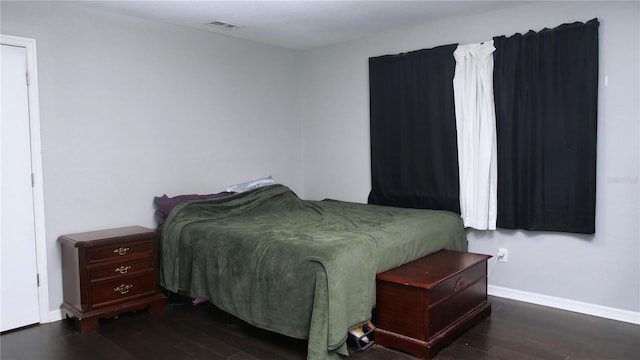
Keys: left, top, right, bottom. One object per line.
{"left": 0, "top": 43, "right": 41, "bottom": 332}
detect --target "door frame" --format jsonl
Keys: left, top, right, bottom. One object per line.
{"left": 1, "top": 34, "right": 50, "bottom": 324}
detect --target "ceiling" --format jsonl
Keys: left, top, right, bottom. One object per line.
{"left": 71, "top": 1, "right": 526, "bottom": 50}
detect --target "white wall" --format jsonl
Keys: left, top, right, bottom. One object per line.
{"left": 1, "top": 1, "right": 302, "bottom": 314}
{"left": 2, "top": 0, "right": 638, "bottom": 322}
{"left": 300, "top": 1, "right": 640, "bottom": 317}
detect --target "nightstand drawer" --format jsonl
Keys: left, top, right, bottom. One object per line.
{"left": 86, "top": 239, "right": 153, "bottom": 264}
{"left": 89, "top": 257, "right": 154, "bottom": 282}
{"left": 90, "top": 273, "right": 156, "bottom": 309}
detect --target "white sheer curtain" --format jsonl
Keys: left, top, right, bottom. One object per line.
{"left": 453, "top": 41, "right": 497, "bottom": 230}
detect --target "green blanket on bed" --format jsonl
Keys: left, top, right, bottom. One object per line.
{"left": 159, "top": 185, "right": 466, "bottom": 359}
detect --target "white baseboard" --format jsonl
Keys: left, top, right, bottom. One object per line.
{"left": 488, "top": 285, "right": 640, "bottom": 325}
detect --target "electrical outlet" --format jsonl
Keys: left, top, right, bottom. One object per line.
{"left": 498, "top": 248, "right": 508, "bottom": 262}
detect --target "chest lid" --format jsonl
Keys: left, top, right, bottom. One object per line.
{"left": 376, "top": 250, "right": 491, "bottom": 289}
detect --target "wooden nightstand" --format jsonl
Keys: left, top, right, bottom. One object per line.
{"left": 375, "top": 250, "right": 492, "bottom": 359}
{"left": 60, "top": 226, "right": 166, "bottom": 332}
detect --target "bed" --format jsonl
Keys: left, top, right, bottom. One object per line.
{"left": 158, "top": 184, "right": 467, "bottom": 359}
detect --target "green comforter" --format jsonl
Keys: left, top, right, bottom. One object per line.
{"left": 160, "top": 185, "right": 466, "bottom": 359}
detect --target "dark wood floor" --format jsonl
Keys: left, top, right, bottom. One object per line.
{"left": 1, "top": 295, "right": 638, "bottom": 360}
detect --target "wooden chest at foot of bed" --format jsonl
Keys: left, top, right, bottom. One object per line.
{"left": 375, "top": 250, "right": 492, "bottom": 360}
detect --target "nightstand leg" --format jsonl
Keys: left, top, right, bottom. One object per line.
{"left": 78, "top": 315, "right": 100, "bottom": 333}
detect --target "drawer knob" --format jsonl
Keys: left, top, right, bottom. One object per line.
{"left": 114, "top": 284, "right": 133, "bottom": 295}
{"left": 115, "top": 265, "right": 131, "bottom": 275}
{"left": 113, "top": 247, "right": 130, "bottom": 256}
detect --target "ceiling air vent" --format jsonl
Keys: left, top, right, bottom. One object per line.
{"left": 206, "top": 20, "right": 243, "bottom": 30}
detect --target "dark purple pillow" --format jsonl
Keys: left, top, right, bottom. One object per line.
{"left": 154, "top": 192, "right": 234, "bottom": 228}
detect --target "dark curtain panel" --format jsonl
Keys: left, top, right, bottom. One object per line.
{"left": 368, "top": 44, "right": 460, "bottom": 213}
{"left": 493, "top": 19, "right": 599, "bottom": 234}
